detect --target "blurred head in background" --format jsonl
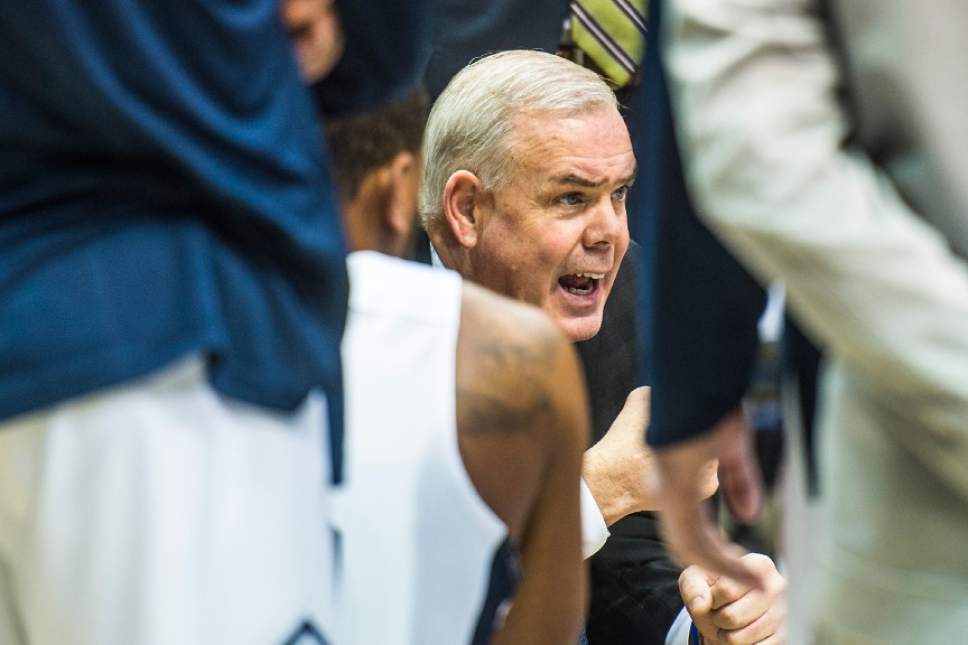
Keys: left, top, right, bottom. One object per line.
{"left": 326, "top": 91, "right": 430, "bottom": 258}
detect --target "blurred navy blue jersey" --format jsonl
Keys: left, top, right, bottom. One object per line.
{"left": 632, "top": 0, "right": 766, "bottom": 448}
{"left": 0, "top": 1, "right": 347, "bottom": 468}
{"left": 315, "top": 0, "right": 432, "bottom": 117}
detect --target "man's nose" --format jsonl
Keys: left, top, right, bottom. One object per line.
{"left": 582, "top": 197, "right": 627, "bottom": 249}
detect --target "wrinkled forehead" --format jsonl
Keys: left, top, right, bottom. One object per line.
{"left": 506, "top": 108, "right": 635, "bottom": 182}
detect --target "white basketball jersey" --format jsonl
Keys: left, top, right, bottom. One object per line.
{"left": 334, "top": 251, "right": 514, "bottom": 645}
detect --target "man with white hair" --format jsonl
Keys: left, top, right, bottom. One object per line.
{"left": 422, "top": 50, "right": 788, "bottom": 645}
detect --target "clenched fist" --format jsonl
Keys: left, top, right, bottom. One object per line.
{"left": 680, "top": 553, "right": 787, "bottom": 644}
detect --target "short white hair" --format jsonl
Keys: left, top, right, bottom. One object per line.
{"left": 419, "top": 50, "right": 618, "bottom": 229}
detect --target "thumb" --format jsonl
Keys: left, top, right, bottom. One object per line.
{"left": 678, "top": 565, "right": 714, "bottom": 618}
{"left": 614, "top": 386, "right": 651, "bottom": 438}
{"left": 680, "top": 565, "right": 722, "bottom": 643}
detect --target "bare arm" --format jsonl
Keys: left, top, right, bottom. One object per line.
{"left": 457, "top": 282, "right": 588, "bottom": 645}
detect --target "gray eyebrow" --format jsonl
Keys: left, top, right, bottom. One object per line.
{"left": 552, "top": 174, "right": 606, "bottom": 188}
{"left": 551, "top": 170, "right": 637, "bottom": 188}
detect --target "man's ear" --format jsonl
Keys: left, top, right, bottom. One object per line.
{"left": 385, "top": 150, "right": 420, "bottom": 241}
{"left": 442, "top": 170, "right": 487, "bottom": 249}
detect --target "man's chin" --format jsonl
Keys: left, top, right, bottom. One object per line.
{"left": 556, "top": 314, "right": 603, "bottom": 342}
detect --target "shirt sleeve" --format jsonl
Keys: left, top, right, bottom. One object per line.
{"left": 580, "top": 478, "right": 610, "bottom": 559}
{"left": 664, "top": 0, "right": 968, "bottom": 498}
{"left": 665, "top": 608, "right": 693, "bottom": 645}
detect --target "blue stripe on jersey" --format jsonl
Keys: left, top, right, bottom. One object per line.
{"left": 470, "top": 538, "right": 520, "bottom": 645}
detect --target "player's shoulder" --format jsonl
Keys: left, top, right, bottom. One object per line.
{"left": 456, "top": 282, "right": 584, "bottom": 436}
{"left": 459, "top": 281, "right": 565, "bottom": 358}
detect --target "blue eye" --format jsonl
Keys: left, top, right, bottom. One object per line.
{"left": 559, "top": 193, "right": 584, "bottom": 206}
{"left": 612, "top": 186, "right": 629, "bottom": 201}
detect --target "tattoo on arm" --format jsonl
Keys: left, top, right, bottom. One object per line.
{"left": 458, "top": 387, "right": 552, "bottom": 436}
{"left": 473, "top": 332, "right": 556, "bottom": 372}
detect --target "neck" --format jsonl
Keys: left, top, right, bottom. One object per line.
{"left": 427, "top": 227, "right": 470, "bottom": 276}
{"left": 345, "top": 196, "right": 403, "bottom": 258}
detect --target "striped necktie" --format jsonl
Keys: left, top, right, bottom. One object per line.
{"left": 570, "top": 0, "right": 647, "bottom": 87}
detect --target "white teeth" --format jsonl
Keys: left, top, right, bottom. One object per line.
{"left": 576, "top": 272, "right": 605, "bottom": 280}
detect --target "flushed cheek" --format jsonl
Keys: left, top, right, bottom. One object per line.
{"left": 522, "top": 250, "right": 563, "bottom": 294}
{"left": 498, "top": 262, "right": 551, "bottom": 307}
{"left": 525, "top": 271, "right": 558, "bottom": 308}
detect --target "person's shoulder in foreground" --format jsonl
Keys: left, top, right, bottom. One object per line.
{"left": 0, "top": 0, "right": 347, "bottom": 425}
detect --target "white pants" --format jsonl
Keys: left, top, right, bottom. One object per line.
{"left": 780, "top": 374, "right": 823, "bottom": 645}
{"left": 0, "top": 357, "right": 333, "bottom": 645}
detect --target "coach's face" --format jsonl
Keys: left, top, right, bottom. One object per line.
{"left": 469, "top": 108, "right": 633, "bottom": 341}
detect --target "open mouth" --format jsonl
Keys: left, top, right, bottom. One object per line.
{"left": 558, "top": 272, "right": 605, "bottom": 297}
